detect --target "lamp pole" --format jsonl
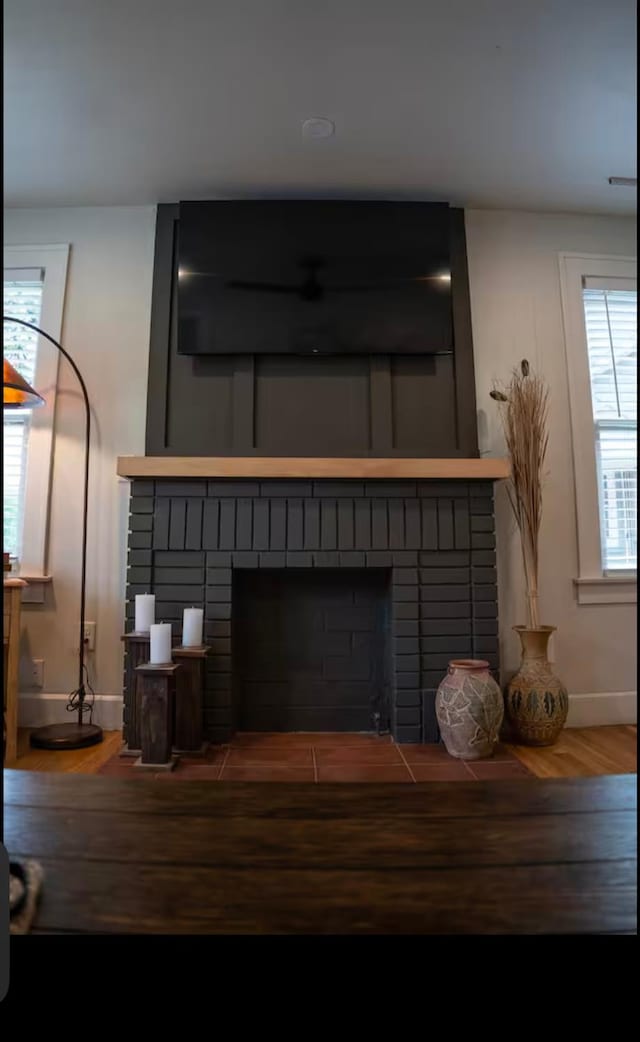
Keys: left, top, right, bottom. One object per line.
{"left": 3, "top": 315, "right": 102, "bottom": 748}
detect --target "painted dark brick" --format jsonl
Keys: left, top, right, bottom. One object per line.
{"left": 422, "top": 636, "right": 472, "bottom": 654}
{"left": 366, "top": 551, "right": 393, "bottom": 567}
{"left": 129, "top": 531, "right": 153, "bottom": 549}
{"left": 206, "top": 568, "right": 232, "bottom": 584}
{"left": 205, "top": 620, "right": 231, "bottom": 638}
{"left": 396, "top": 673, "right": 420, "bottom": 690}
{"left": 129, "top": 549, "right": 152, "bottom": 567}
{"left": 473, "top": 619, "right": 499, "bottom": 635}
{"left": 421, "top": 499, "right": 438, "bottom": 548}
{"left": 394, "top": 637, "right": 420, "bottom": 654}
{"left": 422, "top": 691, "right": 440, "bottom": 742}
{"left": 418, "top": 481, "right": 469, "bottom": 497}
{"left": 420, "top": 602, "right": 471, "bottom": 619}
{"left": 471, "top": 550, "right": 496, "bottom": 566}
{"left": 287, "top": 499, "right": 304, "bottom": 550}
{"left": 156, "top": 567, "right": 204, "bottom": 585}
{"left": 365, "top": 482, "right": 416, "bottom": 497}
{"left": 421, "top": 585, "right": 471, "bottom": 601}
{"left": 313, "top": 551, "right": 340, "bottom": 568}
{"left": 421, "top": 618, "right": 472, "bottom": 636}
{"left": 419, "top": 567, "right": 470, "bottom": 584}
{"left": 395, "top": 655, "right": 420, "bottom": 672}
{"left": 395, "top": 690, "right": 421, "bottom": 707}
{"left": 471, "top": 515, "right": 494, "bottom": 533}
{"left": 286, "top": 551, "right": 314, "bottom": 567}
{"left": 131, "top": 480, "right": 155, "bottom": 497}
{"left": 156, "top": 550, "right": 205, "bottom": 566}
{"left": 270, "top": 499, "right": 287, "bottom": 550}
{"left": 396, "top": 725, "right": 422, "bottom": 743}
{"left": 391, "top": 551, "right": 419, "bottom": 565}
{"left": 130, "top": 513, "right": 153, "bottom": 532}
{"left": 470, "top": 496, "right": 493, "bottom": 515}
{"left": 156, "top": 481, "right": 208, "bottom": 497}
{"left": 207, "top": 551, "right": 232, "bottom": 566}
{"left": 124, "top": 476, "right": 499, "bottom": 745}
{"left": 392, "top": 586, "right": 419, "bottom": 602}
{"left": 303, "top": 499, "right": 320, "bottom": 549}
{"left": 473, "top": 601, "right": 498, "bottom": 618}
{"left": 420, "top": 551, "right": 470, "bottom": 566}
{"left": 473, "top": 584, "right": 498, "bottom": 601}
{"left": 232, "top": 551, "right": 259, "bottom": 568}
{"left": 127, "top": 566, "right": 152, "bottom": 585}
{"left": 473, "top": 636, "right": 499, "bottom": 654}
{"left": 208, "top": 481, "right": 260, "bottom": 497}
{"left": 393, "top": 620, "right": 419, "bottom": 637}
{"left": 130, "top": 497, "right": 154, "bottom": 514}
{"left": 260, "top": 552, "right": 286, "bottom": 568}
{"left": 471, "top": 533, "right": 496, "bottom": 550}
{"left": 393, "top": 567, "right": 418, "bottom": 586}
{"left": 337, "top": 499, "right": 354, "bottom": 550}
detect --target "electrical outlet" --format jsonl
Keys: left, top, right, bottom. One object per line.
{"left": 32, "top": 659, "right": 44, "bottom": 688}
{"left": 83, "top": 622, "right": 96, "bottom": 652}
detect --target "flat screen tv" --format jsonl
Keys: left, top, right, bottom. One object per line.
{"left": 177, "top": 201, "right": 453, "bottom": 356}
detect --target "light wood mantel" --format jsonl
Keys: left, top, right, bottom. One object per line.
{"left": 117, "top": 456, "right": 510, "bottom": 480}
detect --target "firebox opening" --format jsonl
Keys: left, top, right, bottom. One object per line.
{"left": 232, "top": 568, "right": 391, "bottom": 733}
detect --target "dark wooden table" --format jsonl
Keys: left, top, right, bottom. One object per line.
{"left": 3, "top": 769, "right": 636, "bottom": 934}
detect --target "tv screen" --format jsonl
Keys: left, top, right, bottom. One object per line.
{"left": 177, "top": 201, "right": 453, "bottom": 356}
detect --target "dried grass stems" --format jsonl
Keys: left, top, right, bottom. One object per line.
{"left": 490, "top": 359, "right": 549, "bottom": 629}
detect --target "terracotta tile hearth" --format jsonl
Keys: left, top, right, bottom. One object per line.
{"left": 97, "top": 732, "right": 535, "bottom": 782}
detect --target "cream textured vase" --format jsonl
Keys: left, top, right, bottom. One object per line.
{"left": 435, "top": 659, "right": 504, "bottom": 760}
{"left": 505, "top": 626, "right": 568, "bottom": 746}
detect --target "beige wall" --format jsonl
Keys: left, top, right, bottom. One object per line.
{"left": 465, "top": 209, "right": 637, "bottom": 697}
{"left": 4, "top": 206, "right": 156, "bottom": 710}
{"left": 4, "top": 204, "right": 636, "bottom": 721}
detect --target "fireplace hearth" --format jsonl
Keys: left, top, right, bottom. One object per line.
{"left": 124, "top": 478, "right": 498, "bottom": 744}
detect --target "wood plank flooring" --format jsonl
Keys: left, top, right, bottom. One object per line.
{"left": 9, "top": 724, "right": 636, "bottom": 778}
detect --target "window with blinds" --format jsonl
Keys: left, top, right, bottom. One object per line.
{"left": 3, "top": 271, "right": 44, "bottom": 562}
{"left": 582, "top": 279, "right": 637, "bottom": 572}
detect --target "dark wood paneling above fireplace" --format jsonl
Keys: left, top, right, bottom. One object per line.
{"left": 145, "top": 205, "right": 479, "bottom": 459}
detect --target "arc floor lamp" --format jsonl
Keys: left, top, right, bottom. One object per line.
{"left": 3, "top": 316, "right": 103, "bottom": 749}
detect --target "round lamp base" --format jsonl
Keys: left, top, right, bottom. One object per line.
{"left": 30, "top": 722, "right": 103, "bottom": 750}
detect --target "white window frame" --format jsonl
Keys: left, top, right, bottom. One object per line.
{"left": 4, "top": 244, "right": 70, "bottom": 583}
{"left": 558, "top": 252, "right": 637, "bottom": 605}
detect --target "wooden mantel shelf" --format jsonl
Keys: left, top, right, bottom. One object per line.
{"left": 117, "top": 456, "right": 510, "bottom": 480}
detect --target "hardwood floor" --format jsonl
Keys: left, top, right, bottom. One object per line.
{"left": 509, "top": 725, "right": 637, "bottom": 778}
{"left": 10, "top": 724, "right": 636, "bottom": 778}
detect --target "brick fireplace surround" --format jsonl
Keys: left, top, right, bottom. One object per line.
{"left": 121, "top": 461, "right": 503, "bottom": 746}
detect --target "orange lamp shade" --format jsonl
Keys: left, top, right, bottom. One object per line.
{"left": 3, "top": 358, "right": 45, "bottom": 409}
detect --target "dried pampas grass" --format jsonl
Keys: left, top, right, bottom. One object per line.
{"left": 490, "top": 359, "right": 549, "bottom": 629}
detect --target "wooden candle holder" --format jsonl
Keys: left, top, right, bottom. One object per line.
{"left": 120, "top": 632, "right": 151, "bottom": 756}
{"left": 133, "top": 662, "right": 181, "bottom": 772}
{"left": 172, "top": 645, "right": 210, "bottom": 755}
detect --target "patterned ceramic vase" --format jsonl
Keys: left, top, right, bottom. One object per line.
{"left": 505, "top": 626, "right": 568, "bottom": 746}
{"left": 435, "top": 659, "right": 504, "bottom": 760}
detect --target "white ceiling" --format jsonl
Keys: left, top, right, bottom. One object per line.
{"left": 3, "top": 0, "right": 637, "bottom": 214}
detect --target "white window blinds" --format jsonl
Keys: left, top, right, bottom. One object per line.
{"left": 3, "top": 272, "right": 44, "bottom": 562}
{"left": 582, "top": 279, "right": 637, "bottom": 571}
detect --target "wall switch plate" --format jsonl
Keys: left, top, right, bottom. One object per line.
{"left": 32, "top": 659, "right": 44, "bottom": 688}
{"left": 83, "top": 622, "right": 96, "bottom": 652}
{"left": 547, "top": 631, "right": 556, "bottom": 664}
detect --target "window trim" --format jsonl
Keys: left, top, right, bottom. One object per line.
{"left": 4, "top": 243, "right": 70, "bottom": 582}
{"left": 558, "top": 252, "right": 637, "bottom": 605}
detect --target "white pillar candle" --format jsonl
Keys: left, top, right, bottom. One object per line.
{"left": 149, "top": 622, "right": 172, "bottom": 664}
{"left": 182, "top": 607, "right": 204, "bottom": 648}
{"left": 135, "top": 593, "right": 155, "bottom": 633}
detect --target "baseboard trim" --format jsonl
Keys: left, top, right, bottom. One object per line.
{"left": 18, "top": 692, "right": 123, "bottom": 731}
{"left": 566, "top": 691, "right": 637, "bottom": 727}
